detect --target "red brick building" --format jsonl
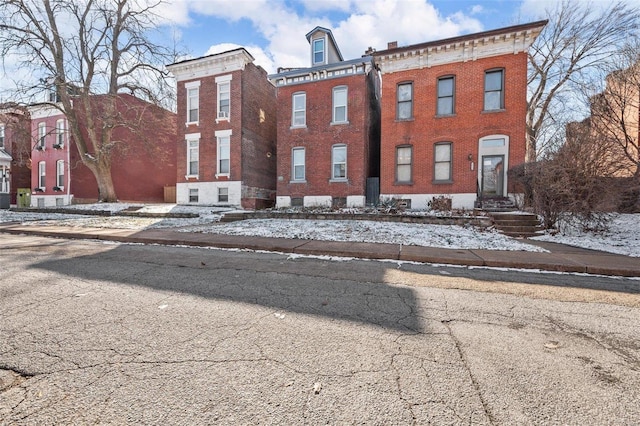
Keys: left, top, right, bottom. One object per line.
{"left": 29, "top": 93, "right": 176, "bottom": 207}
{"left": 0, "top": 104, "right": 31, "bottom": 206}
{"left": 167, "top": 48, "right": 277, "bottom": 209}
{"left": 69, "top": 94, "right": 177, "bottom": 203}
{"left": 374, "top": 21, "right": 546, "bottom": 209}
{"left": 269, "top": 27, "right": 380, "bottom": 208}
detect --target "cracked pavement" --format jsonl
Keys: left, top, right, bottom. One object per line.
{"left": 1, "top": 234, "right": 639, "bottom": 425}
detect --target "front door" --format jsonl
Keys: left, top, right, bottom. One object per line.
{"left": 481, "top": 155, "right": 504, "bottom": 197}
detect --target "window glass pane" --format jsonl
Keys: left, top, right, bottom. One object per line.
{"left": 333, "top": 164, "right": 346, "bottom": 178}
{"left": 397, "top": 164, "right": 411, "bottom": 182}
{"left": 484, "top": 92, "right": 501, "bottom": 110}
{"left": 294, "top": 94, "right": 305, "bottom": 110}
{"left": 313, "top": 39, "right": 324, "bottom": 63}
{"left": 397, "top": 147, "right": 411, "bottom": 164}
{"left": 219, "top": 159, "right": 229, "bottom": 174}
{"left": 434, "top": 163, "right": 450, "bottom": 181}
{"left": 334, "top": 106, "right": 346, "bottom": 122}
{"left": 398, "top": 102, "right": 412, "bottom": 119}
{"left": 397, "top": 84, "right": 412, "bottom": 101}
{"left": 482, "top": 138, "right": 505, "bottom": 147}
{"left": 333, "top": 146, "right": 346, "bottom": 163}
{"left": 438, "top": 78, "right": 453, "bottom": 97}
{"left": 437, "top": 98, "right": 453, "bottom": 115}
{"left": 334, "top": 88, "right": 347, "bottom": 105}
{"left": 435, "top": 144, "right": 451, "bottom": 162}
{"left": 485, "top": 71, "right": 502, "bottom": 91}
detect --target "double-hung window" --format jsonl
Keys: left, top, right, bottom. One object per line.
{"left": 292, "top": 92, "right": 306, "bottom": 127}
{"left": 484, "top": 69, "right": 504, "bottom": 111}
{"left": 218, "top": 187, "right": 229, "bottom": 203}
{"left": 313, "top": 38, "right": 325, "bottom": 65}
{"left": 434, "top": 142, "right": 452, "bottom": 182}
{"left": 185, "top": 81, "right": 200, "bottom": 124}
{"left": 186, "top": 134, "right": 199, "bottom": 177}
{"left": 38, "top": 123, "right": 46, "bottom": 149}
{"left": 55, "top": 119, "right": 65, "bottom": 147}
{"left": 332, "top": 86, "right": 348, "bottom": 124}
{"left": 332, "top": 145, "right": 347, "bottom": 180}
{"left": 38, "top": 161, "right": 46, "bottom": 188}
{"left": 216, "top": 130, "right": 231, "bottom": 176}
{"left": 437, "top": 76, "right": 455, "bottom": 115}
{"left": 292, "top": 147, "right": 305, "bottom": 181}
{"left": 216, "top": 75, "right": 231, "bottom": 120}
{"left": 396, "top": 146, "right": 412, "bottom": 183}
{"left": 397, "top": 82, "right": 413, "bottom": 120}
{"left": 0, "top": 125, "right": 4, "bottom": 148}
{"left": 56, "top": 160, "right": 65, "bottom": 188}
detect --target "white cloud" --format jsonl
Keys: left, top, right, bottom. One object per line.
{"left": 164, "top": 0, "right": 484, "bottom": 70}
{"left": 204, "top": 42, "right": 276, "bottom": 74}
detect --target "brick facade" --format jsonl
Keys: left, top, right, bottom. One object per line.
{"left": 270, "top": 27, "right": 380, "bottom": 208}
{"left": 168, "top": 49, "right": 277, "bottom": 208}
{"left": 0, "top": 105, "right": 31, "bottom": 205}
{"left": 374, "top": 21, "right": 546, "bottom": 209}
{"left": 29, "top": 94, "right": 177, "bottom": 206}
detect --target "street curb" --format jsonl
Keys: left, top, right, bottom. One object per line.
{"left": 1, "top": 225, "right": 638, "bottom": 278}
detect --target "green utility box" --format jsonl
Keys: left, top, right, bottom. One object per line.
{"left": 17, "top": 188, "right": 31, "bottom": 208}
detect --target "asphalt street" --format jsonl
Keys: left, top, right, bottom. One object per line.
{"left": 1, "top": 234, "right": 639, "bottom": 425}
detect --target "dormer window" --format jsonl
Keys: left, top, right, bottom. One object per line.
{"left": 313, "top": 38, "right": 325, "bottom": 65}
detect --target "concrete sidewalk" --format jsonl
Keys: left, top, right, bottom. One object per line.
{"left": 1, "top": 222, "right": 639, "bottom": 277}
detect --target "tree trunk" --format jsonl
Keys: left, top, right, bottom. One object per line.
{"left": 93, "top": 157, "right": 117, "bottom": 202}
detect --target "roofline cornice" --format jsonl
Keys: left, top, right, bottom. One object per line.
{"left": 374, "top": 20, "right": 548, "bottom": 57}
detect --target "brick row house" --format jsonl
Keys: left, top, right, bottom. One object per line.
{"left": 166, "top": 48, "right": 277, "bottom": 209}
{"left": 268, "top": 27, "right": 380, "bottom": 208}
{"left": 28, "top": 92, "right": 176, "bottom": 208}
{"left": 374, "top": 21, "right": 546, "bottom": 210}
{"left": 5, "top": 21, "right": 546, "bottom": 210}
{"left": 0, "top": 104, "right": 31, "bottom": 207}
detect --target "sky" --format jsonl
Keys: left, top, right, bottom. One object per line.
{"left": 157, "top": 0, "right": 541, "bottom": 73}
{"left": 153, "top": 0, "right": 636, "bottom": 74}
{"left": 1, "top": 0, "right": 637, "bottom": 99}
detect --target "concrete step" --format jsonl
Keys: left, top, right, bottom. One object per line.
{"left": 489, "top": 212, "right": 543, "bottom": 238}
{"left": 220, "top": 212, "right": 247, "bottom": 223}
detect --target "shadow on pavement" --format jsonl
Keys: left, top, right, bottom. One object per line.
{"left": 31, "top": 242, "right": 427, "bottom": 333}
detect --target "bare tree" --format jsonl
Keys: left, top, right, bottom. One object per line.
{"left": 0, "top": 0, "right": 177, "bottom": 202}
{"left": 589, "top": 42, "right": 640, "bottom": 178}
{"left": 527, "top": 0, "right": 640, "bottom": 162}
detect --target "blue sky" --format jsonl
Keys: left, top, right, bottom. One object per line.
{"left": 157, "top": 0, "right": 555, "bottom": 73}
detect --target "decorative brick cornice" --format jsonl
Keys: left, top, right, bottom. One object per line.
{"left": 374, "top": 20, "right": 547, "bottom": 73}
{"left": 167, "top": 48, "right": 254, "bottom": 81}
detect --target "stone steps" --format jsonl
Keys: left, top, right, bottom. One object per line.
{"left": 489, "top": 212, "right": 543, "bottom": 238}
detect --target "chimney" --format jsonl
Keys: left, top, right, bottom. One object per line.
{"left": 387, "top": 41, "right": 398, "bottom": 49}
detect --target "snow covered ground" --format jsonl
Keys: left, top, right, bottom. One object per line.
{"left": 0, "top": 203, "right": 638, "bottom": 256}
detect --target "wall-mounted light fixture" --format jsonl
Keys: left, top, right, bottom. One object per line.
{"left": 468, "top": 154, "right": 474, "bottom": 171}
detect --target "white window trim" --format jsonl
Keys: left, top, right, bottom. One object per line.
{"left": 38, "top": 161, "right": 46, "bottom": 189}
{"left": 312, "top": 36, "right": 326, "bottom": 65}
{"left": 291, "top": 92, "right": 306, "bottom": 128}
{"left": 55, "top": 119, "right": 65, "bottom": 147}
{"left": 215, "top": 74, "right": 232, "bottom": 123}
{"left": 185, "top": 81, "right": 200, "bottom": 126}
{"left": 291, "top": 147, "right": 306, "bottom": 182}
{"left": 56, "top": 160, "right": 65, "bottom": 189}
{"left": 331, "top": 86, "right": 349, "bottom": 125}
{"left": 38, "top": 122, "right": 46, "bottom": 150}
{"left": 185, "top": 132, "right": 200, "bottom": 179}
{"left": 330, "top": 144, "right": 347, "bottom": 181}
{"left": 218, "top": 187, "right": 229, "bottom": 203}
{"left": 215, "top": 129, "right": 232, "bottom": 178}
